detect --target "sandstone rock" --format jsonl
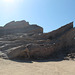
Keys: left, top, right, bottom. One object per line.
{"left": 0, "top": 21, "right": 75, "bottom": 60}
{"left": 39, "top": 22, "right": 73, "bottom": 40}
{"left": 4, "top": 45, "right": 26, "bottom": 59}
{"left": 4, "top": 20, "right": 29, "bottom": 29}
{"left": 0, "top": 20, "right": 43, "bottom": 36}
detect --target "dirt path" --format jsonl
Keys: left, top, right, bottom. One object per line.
{"left": 0, "top": 58, "right": 75, "bottom": 75}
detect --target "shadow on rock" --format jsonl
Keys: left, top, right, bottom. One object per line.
{"left": 10, "top": 56, "right": 64, "bottom": 63}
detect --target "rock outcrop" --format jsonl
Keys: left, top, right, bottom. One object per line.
{"left": 0, "top": 20, "right": 75, "bottom": 60}
{"left": 0, "top": 20, "right": 43, "bottom": 36}
{"left": 4, "top": 20, "right": 29, "bottom": 29}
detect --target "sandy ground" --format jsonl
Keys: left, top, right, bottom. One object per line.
{"left": 0, "top": 58, "right": 75, "bottom": 75}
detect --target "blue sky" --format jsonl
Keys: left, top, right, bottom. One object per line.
{"left": 0, "top": 0, "right": 75, "bottom": 32}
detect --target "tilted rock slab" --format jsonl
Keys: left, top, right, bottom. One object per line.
{"left": 0, "top": 21, "right": 75, "bottom": 59}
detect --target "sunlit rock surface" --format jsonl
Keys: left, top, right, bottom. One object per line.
{"left": 0, "top": 21, "right": 75, "bottom": 60}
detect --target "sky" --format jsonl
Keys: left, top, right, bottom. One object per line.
{"left": 0, "top": 0, "right": 75, "bottom": 32}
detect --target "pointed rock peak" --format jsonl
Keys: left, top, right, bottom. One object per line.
{"left": 67, "top": 22, "right": 73, "bottom": 26}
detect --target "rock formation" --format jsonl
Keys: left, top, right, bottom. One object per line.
{"left": 4, "top": 20, "right": 29, "bottom": 29}
{"left": 0, "top": 20, "right": 43, "bottom": 36}
{"left": 0, "top": 20, "right": 75, "bottom": 60}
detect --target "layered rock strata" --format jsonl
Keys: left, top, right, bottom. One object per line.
{"left": 0, "top": 21, "right": 75, "bottom": 60}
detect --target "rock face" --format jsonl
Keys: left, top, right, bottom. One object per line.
{"left": 4, "top": 20, "right": 29, "bottom": 29}
{"left": 36, "top": 22, "right": 73, "bottom": 40}
{"left": 0, "top": 20, "right": 43, "bottom": 36}
{"left": 0, "top": 20, "right": 75, "bottom": 60}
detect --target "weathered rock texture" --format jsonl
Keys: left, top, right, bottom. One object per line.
{"left": 0, "top": 20, "right": 43, "bottom": 35}
{"left": 0, "top": 20, "right": 75, "bottom": 60}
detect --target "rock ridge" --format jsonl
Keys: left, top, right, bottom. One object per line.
{"left": 0, "top": 20, "right": 75, "bottom": 60}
